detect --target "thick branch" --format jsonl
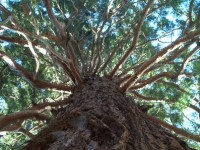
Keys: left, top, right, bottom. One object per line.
{"left": 109, "top": 0, "right": 154, "bottom": 77}
{"left": 176, "top": 46, "right": 199, "bottom": 77}
{"left": 128, "top": 72, "right": 174, "bottom": 90}
{"left": 19, "top": 32, "right": 40, "bottom": 79}
{"left": 188, "top": 0, "right": 195, "bottom": 27}
{"left": 131, "top": 91, "right": 200, "bottom": 114}
{"left": 120, "top": 29, "right": 200, "bottom": 92}
{"left": 0, "top": 120, "right": 23, "bottom": 132}
{"left": 148, "top": 115, "right": 200, "bottom": 143}
{"left": 43, "top": 0, "right": 65, "bottom": 37}
{"left": 0, "top": 110, "right": 50, "bottom": 131}
{"left": 98, "top": 31, "right": 131, "bottom": 73}
{"left": 0, "top": 35, "right": 37, "bottom": 45}
{"left": 157, "top": 80, "right": 186, "bottom": 93}
{"left": 0, "top": 50, "right": 73, "bottom": 91}
{"left": 120, "top": 39, "right": 195, "bottom": 78}
{"left": 189, "top": 104, "right": 200, "bottom": 114}
{"left": 0, "top": 4, "right": 10, "bottom": 16}
{"left": 29, "top": 98, "right": 72, "bottom": 112}
{"left": 130, "top": 91, "right": 158, "bottom": 101}
{"left": 66, "top": 42, "right": 83, "bottom": 84}
{"left": 1, "top": 20, "right": 71, "bottom": 68}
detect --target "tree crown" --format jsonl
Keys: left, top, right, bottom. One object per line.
{"left": 0, "top": 0, "right": 200, "bottom": 149}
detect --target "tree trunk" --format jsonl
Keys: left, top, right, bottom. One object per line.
{"left": 24, "top": 76, "right": 192, "bottom": 150}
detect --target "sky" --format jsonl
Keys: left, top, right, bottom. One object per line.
{"left": 0, "top": 0, "right": 199, "bottom": 146}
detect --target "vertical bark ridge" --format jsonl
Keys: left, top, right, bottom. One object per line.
{"left": 24, "top": 76, "right": 192, "bottom": 150}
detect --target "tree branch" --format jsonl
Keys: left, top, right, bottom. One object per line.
{"left": 120, "top": 29, "right": 200, "bottom": 92}
{"left": 43, "top": 0, "right": 65, "bottom": 37}
{"left": 19, "top": 128, "right": 35, "bottom": 139}
{"left": 98, "top": 31, "right": 131, "bottom": 73}
{"left": 131, "top": 91, "right": 200, "bottom": 114}
{"left": 147, "top": 115, "right": 200, "bottom": 143}
{"left": 1, "top": 16, "right": 78, "bottom": 83}
{"left": 29, "top": 98, "right": 72, "bottom": 112}
{"left": 188, "top": 0, "right": 195, "bottom": 27}
{"left": 175, "top": 46, "right": 199, "bottom": 77}
{"left": 65, "top": 42, "right": 83, "bottom": 84}
{"left": 109, "top": 0, "right": 154, "bottom": 78}
{"left": 0, "top": 35, "right": 38, "bottom": 46}
{"left": 0, "top": 4, "right": 10, "bottom": 16}
{"left": 0, "top": 50, "right": 73, "bottom": 91}
{"left": 0, "top": 120, "right": 23, "bottom": 132}
{"left": 127, "top": 72, "right": 175, "bottom": 90}
{"left": 0, "top": 110, "right": 50, "bottom": 131}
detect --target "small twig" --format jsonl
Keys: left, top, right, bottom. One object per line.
{"left": 19, "top": 128, "right": 35, "bottom": 139}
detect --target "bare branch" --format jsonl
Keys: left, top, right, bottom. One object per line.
{"left": 89, "top": 39, "right": 96, "bottom": 72}
{"left": 0, "top": 120, "right": 23, "bottom": 132}
{"left": 70, "top": 38, "right": 86, "bottom": 72}
{"left": 1, "top": 18, "right": 79, "bottom": 84}
{"left": 157, "top": 80, "right": 186, "bottom": 93}
{"left": 188, "top": 0, "right": 195, "bottom": 26}
{"left": 0, "top": 34, "right": 78, "bottom": 84}
{"left": 131, "top": 91, "right": 200, "bottom": 115}
{"left": 0, "top": 97, "right": 72, "bottom": 132}
{"left": 65, "top": 42, "right": 83, "bottom": 84}
{"left": 0, "top": 110, "right": 50, "bottom": 131}
{"left": 120, "top": 29, "right": 200, "bottom": 92}
{"left": 0, "top": 35, "right": 38, "bottom": 45}
{"left": 0, "top": 4, "right": 10, "bottom": 16}
{"left": 98, "top": 31, "right": 131, "bottom": 73}
{"left": 17, "top": 32, "right": 40, "bottom": 80}
{"left": 29, "top": 98, "right": 72, "bottom": 112}
{"left": 43, "top": 0, "right": 65, "bottom": 37}
{"left": 130, "top": 91, "right": 158, "bottom": 101}
{"left": 1, "top": 21, "right": 71, "bottom": 66}
{"left": 0, "top": 50, "right": 73, "bottom": 91}
{"left": 19, "top": 128, "right": 35, "bottom": 139}
{"left": 22, "top": 2, "right": 31, "bottom": 17}
{"left": 189, "top": 104, "right": 200, "bottom": 114}
{"left": 127, "top": 72, "right": 174, "bottom": 90}
{"left": 109, "top": 0, "right": 154, "bottom": 78}
{"left": 0, "top": 16, "right": 12, "bottom": 26}
{"left": 68, "top": 62, "right": 83, "bottom": 84}
{"left": 175, "top": 46, "right": 199, "bottom": 77}
{"left": 157, "top": 80, "right": 200, "bottom": 106}
{"left": 147, "top": 115, "right": 200, "bottom": 143}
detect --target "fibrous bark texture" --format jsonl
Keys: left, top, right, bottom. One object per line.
{"left": 24, "top": 76, "right": 192, "bottom": 150}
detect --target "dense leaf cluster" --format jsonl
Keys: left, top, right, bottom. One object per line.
{"left": 0, "top": 0, "right": 200, "bottom": 149}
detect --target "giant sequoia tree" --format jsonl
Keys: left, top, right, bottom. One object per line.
{"left": 0, "top": 0, "right": 200, "bottom": 149}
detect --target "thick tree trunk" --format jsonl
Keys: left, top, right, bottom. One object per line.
{"left": 24, "top": 76, "right": 192, "bottom": 150}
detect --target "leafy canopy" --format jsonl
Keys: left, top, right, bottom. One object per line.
{"left": 0, "top": 0, "right": 200, "bottom": 149}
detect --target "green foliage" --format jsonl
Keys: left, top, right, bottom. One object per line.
{"left": 0, "top": 0, "right": 200, "bottom": 149}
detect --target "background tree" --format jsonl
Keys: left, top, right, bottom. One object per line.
{"left": 0, "top": 0, "right": 200, "bottom": 149}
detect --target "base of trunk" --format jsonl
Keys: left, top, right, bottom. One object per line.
{"left": 24, "top": 76, "right": 192, "bottom": 150}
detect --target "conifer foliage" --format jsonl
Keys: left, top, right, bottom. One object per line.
{"left": 0, "top": 0, "right": 200, "bottom": 149}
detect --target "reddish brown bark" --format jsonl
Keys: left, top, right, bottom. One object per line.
{"left": 24, "top": 77, "right": 192, "bottom": 150}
